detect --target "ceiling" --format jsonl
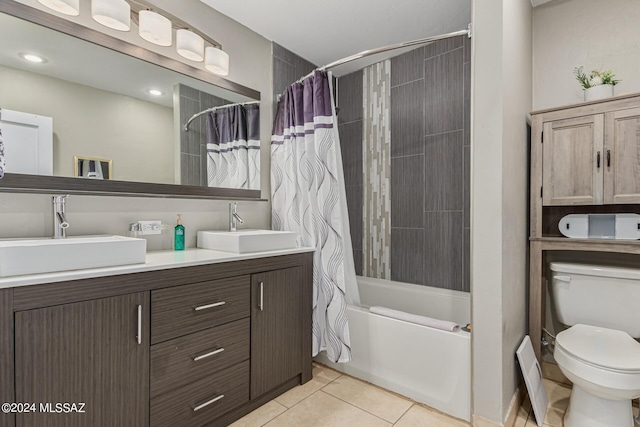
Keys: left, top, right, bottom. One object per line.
{"left": 200, "top": 0, "right": 471, "bottom": 76}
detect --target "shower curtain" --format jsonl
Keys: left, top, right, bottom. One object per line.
{"left": 271, "top": 70, "right": 360, "bottom": 363}
{"left": 205, "top": 103, "right": 260, "bottom": 189}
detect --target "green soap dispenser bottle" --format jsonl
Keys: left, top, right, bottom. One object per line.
{"left": 174, "top": 214, "right": 185, "bottom": 251}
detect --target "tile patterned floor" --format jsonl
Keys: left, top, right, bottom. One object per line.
{"left": 232, "top": 365, "right": 640, "bottom": 427}
{"left": 229, "top": 363, "right": 469, "bottom": 427}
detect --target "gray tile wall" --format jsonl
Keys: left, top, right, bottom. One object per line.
{"left": 177, "top": 84, "right": 230, "bottom": 186}
{"left": 272, "top": 43, "right": 317, "bottom": 101}
{"left": 389, "top": 35, "right": 471, "bottom": 292}
{"left": 338, "top": 35, "right": 471, "bottom": 292}
{"left": 337, "top": 71, "right": 364, "bottom": 275}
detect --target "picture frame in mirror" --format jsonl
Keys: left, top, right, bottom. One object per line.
{"left": 74, "top": 155, "right": 112, "bottom": 180}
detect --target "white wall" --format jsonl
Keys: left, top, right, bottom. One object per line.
{"left": 0, "top": 65, "right": 173, "bottom": 183}
{"left": 471, "top": 0, "right": 532, "bottom": 424}
{"left": 0, "top": 0, "right": 273, "bottom": 246}
{"left": 533, "top": 0, "right": 640, "bottom": 109}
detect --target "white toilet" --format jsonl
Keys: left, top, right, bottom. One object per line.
{"left": 550, "top": 262, "right": 640, "bottom": 427}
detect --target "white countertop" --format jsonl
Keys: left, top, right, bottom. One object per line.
{"left": 0, "top": 246, "right": 315, "bottom": 289}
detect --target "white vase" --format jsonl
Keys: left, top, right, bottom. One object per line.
{"left": 584, "top": 84, "right": 614, "bottom": 102}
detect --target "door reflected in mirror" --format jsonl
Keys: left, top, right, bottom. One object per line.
{"left": 74, "top": 155, "right": 112, "bottom": 180}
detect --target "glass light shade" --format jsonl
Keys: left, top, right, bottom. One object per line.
{"left": 138, "top": 10, "right": 172, "bottom": 46}
{"left": 92, "top": 0, "right": 130, "bottom": 31}
{"left": 205, "top": 47, "right": 229, "bottom": 76}
{"left": 176, "top": 30, "right": 205, "bottom": 62}
{"left": 37, "top": 0, "right": 79, "bottom": 16}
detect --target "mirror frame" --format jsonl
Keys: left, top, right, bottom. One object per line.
{"left": 0, "top": 2, "right": 263, "bottom": 200}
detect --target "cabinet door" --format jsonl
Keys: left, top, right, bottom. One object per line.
{"left": 15, "top": 292, "right": 149, "bottom": 427}
{"left": 604, "top": 107, "right": 640, "bottom": 204}
{"left": 542, "top": 115, "right": 604, "bottom": 205}
{"left": 251, "top": 267, "right": 303, "bottom": 399}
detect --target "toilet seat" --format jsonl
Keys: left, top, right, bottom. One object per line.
{"left": 555, "top": 324, "right": 640, "bottom": 373}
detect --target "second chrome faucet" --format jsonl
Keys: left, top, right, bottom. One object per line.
{"left": 229, "top": 202, "right": 244, "bottom": 232}
{"left": 52, "top": 195, "right": 70, "bottom": 239}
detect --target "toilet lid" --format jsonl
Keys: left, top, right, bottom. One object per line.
{"left": 556, "top": 324, "right": 640, "bottom": 373}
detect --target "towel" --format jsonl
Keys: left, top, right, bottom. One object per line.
{"left": 0, "top": 108, "right": 5, "bottom": 179}
{"left": 369, "top": 306, "right": 460, "bottom": 332}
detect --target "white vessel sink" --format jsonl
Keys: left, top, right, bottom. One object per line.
{"left": 0, "top": 235, "right": 147, "bottom": 277}
{"left": 197, "top": 229, "right": 298, "bottom": 253}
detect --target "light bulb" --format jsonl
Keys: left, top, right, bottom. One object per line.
{"left": 205, "top": 47, "right": 229, "bottom": 76}
{"left": 37, "top": 0, "right": 79, "bottom": 16}
{"left": 176, "top": 29, "right": 204, "bottom": 62}
{"left": 138, "top": 10, "right": 172, "bottom": 47}
{"left": 92, "top": 0, "right": 131, "bottom": 32}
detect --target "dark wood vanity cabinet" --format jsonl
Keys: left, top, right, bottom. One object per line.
{"left": 251, "top": 267, "right": 303, "bottom": 399}
{"left": 0, "top": 252, "right": 313, "bottom": 427}
{"left": 14, "top": 292, "right": 150, "bottom": 427}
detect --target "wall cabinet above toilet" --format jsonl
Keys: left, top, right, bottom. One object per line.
{"left": 541, "top": 104, "right": 640, "bottom": 206}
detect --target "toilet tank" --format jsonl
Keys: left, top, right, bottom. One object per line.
{"left": 550, "top": 263, "right": 640, "bottom": 338}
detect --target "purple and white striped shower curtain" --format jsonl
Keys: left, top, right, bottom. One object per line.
{"left": 205, "top": 103, "right": 260, "bottom": 189}
{"left": 271, "top": 71, "right": 359, "bottom": 363}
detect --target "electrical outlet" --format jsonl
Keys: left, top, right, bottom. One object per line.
{"left": 137, "top": 220, "right": 162, "bottom": 235}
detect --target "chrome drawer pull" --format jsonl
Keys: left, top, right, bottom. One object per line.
{"left": 136, "top": 305, "right": 142, "bottom": 345}
{"left": 193, "top": 347, "right": 225, "bottom": 362}
{"left": 194, "top": 301, "right": 226, "bottom": 311}
{"left": 193, "top": 394, "right": 224, "bottom": 412}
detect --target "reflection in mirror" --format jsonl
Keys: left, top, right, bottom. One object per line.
{"left": 74, "top": 155, "right": 112, "bottom": 180}
{"left": 0, "top": 9, "right": 260, "bottom": 192}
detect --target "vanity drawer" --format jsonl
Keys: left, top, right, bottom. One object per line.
{"left": 150, "top": 360, "right": 250, "bottom": 427}
{"left": 150, "top": 318, "right": 250, "bottom": 398}
{"left": 151, "top": 275, "right": 250, "bottom": 344}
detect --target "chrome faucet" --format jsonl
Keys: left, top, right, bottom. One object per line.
{"left": 229, "top": 202, "right": 244, "bottom": 232}
{"left": 52, "top": 195, "right": 70, "bottom": 239}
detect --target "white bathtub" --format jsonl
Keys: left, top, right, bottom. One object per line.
{"left": 315, "top": 276, "right": 471, "bottom": 421}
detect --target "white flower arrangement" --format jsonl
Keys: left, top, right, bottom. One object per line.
{"left": 574, "top": 66, "right": 620, "bottom": 89}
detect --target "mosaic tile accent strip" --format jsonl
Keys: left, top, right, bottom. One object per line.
{"left": 362, "top": 60, "right": 391, "bottom": 279}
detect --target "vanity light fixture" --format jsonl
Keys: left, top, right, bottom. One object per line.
{"left": 37, "top": 0, "right": 79, "bottom": 16}
{"left": 204, "top": 46, "right": 230, "bottom": 76}
{"left": 146, "top": 89, "right": 164, "bottom": 96}
{"left": 20, "top": 53, "right": 47, "bottom": 63}
{"left": 176, "top": 29, "right": 205, "bottom": 62}
{"left": 138, "top": 10, "right": 172, "bottom": 46}
{"left": 91, "top": 0, "right": 131, "bottom": 32}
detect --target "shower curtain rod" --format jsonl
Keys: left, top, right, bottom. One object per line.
{"left": 183, "top": 100, "right": 260, "bottom": 132}
{"left": 293, "top": 24, "right": 472, "bottom": 85}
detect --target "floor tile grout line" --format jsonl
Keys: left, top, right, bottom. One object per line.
{"left": 392, "top": 402, "right": 415, "bottom": 426}
{"left": 315, "top": 389, "right": 396, "bottom": 425}
{"left": 266, "top": 387, "right": 326, "bottom": 426}
{"left": 317, "top": 371, "right": 416, "bottom": 425}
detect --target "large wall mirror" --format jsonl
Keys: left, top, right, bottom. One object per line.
{"left": 0, "top": 2, "right": 261, "bottom": 199}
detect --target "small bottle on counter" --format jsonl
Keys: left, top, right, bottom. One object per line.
{"left": 174, "top": 214, "right": 185, "bottom": 251}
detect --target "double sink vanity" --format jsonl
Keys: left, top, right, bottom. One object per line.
{"left": 0, "top": 213, "right": 313, "bottom": 427}
{"left": 0, "top": 2, "right": 314, "bottom": 426}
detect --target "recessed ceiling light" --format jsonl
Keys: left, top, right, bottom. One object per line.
{"left": 147, "top": 89, "right": 164, "bottom": 96}
{"left": 20, "top": 53, "right": 47, "bottom": 63}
